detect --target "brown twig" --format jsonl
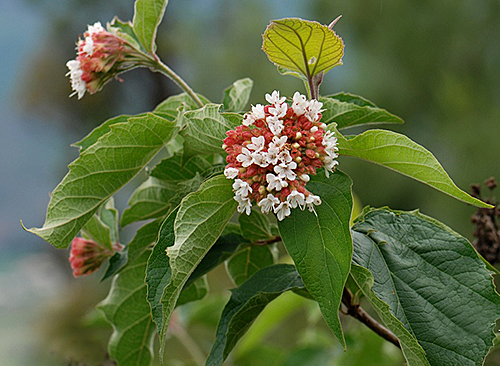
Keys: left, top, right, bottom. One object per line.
{"left": 342, "top": 288, "right": 401, "bottom": 349}
{"left": 254, "top": 236, "right": 282, "bottom": 246}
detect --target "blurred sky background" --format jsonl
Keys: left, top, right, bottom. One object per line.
{"left": 1, "top": 0, "right": 500, "bottom": 365}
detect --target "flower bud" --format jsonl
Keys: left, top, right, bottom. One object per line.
{"left": 69, "top": 237, "right": 123, "bottom": 277}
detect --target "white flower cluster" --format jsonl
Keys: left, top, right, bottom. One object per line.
{"left": 322, "top": 130, "right": 339, "bottom": 177}
{"left": 81, "top": 22, "right": 104, "bottom": 55}
{"left": 66, "top": 60, "right": 86, "bottom": 99}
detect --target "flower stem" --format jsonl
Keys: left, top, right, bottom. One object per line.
{"left": 152, "top": 59, "right": 204, "bottom": 108}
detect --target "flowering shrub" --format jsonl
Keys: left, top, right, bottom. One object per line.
{"left": 24, "top": 1, "right": 500, "bottom": 366}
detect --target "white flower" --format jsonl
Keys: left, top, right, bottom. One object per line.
{"left": 287, "top": 190, "right": 305, "bottom": 209}
{"left": 87, "top": 22, "right": 105, "bottom": 35}
{"left": 274, "top": 161, "right": 297, "bottom": 180}
{"left": 265, "top": 90, "right": 286, "bottom": 105}
{"left": 247, "top": 136, "right": 265, "bottom": 152}
{"left": 324, "top": 156, "right": 339, "bottom": 177}
{"left": 269, "top": 102, "right": 287, "bottom": 118}
{"left": 66, "top": 60, "right": 86, "bottom": 99}
{"left": 305, "top": 194, "right": 322, "bottom": 213}
{"left": 305, "top": 99, "right": 324, "bottom": 122}
{"left": 233, "top": 179, "right": 252, "bottom": 197}
{"left": 236, "top": 147, "right": 253, "bottom": 167}
{"left": 274, "top": 201, "right": 291, "bottom": 221}
{"left": 267, "top": 116, "right": 284, "bottom": 135}
{"left": 300, "top": 174, "right": 310, "bottom": 182}
{"left": 258, "top": 194, "right": 280, "bottom": 214}
{"left": 224, "top": 167, "right": 239, "bottom": 179}
{"left": 235, "top": 195, "right": 252, "bottom": 215}
{"left": 265, "top": 147, "right": 280, "bottom": 165}
{"left": 311, "top": 126, "right": 319, "bottom": 133}
{"left": 83, "top": 36, "right": 94, "bottom": 55}
{"left": 292, "top": 92, "right": 309, "bottom": 116}
{"left": 252, "top": 152, "right": 269, "bottom": 167}
{"left": 266, "top": 173, "right": 288, "bottom": 191}
{"left": 242, "top": 114, "right": 255, "bottom": 127}
{"left": 252, "top": 104, "right": 266, "bottom": 120}
{"left": 277, "top": 150, "right": 292, "bottom": 164}
{"left": 270, "top": 135, "right": 288, "bottom": 150}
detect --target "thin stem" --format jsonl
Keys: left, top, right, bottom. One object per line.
{"left": 342, "top": 288, "right": 401, "bottom": 349}
{"left": 152, "top": 59, "right": 204, "bottom": 108}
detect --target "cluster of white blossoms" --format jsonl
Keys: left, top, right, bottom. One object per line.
{"left": 223, "top": 90, "right": 339, "bottom": 221}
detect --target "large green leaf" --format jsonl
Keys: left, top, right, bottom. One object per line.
{"left": 222, "top": 78, "right": 253, "bottom": 112}
{"left": 238, "top": 209, "right": 273, "bottom": 242}
{"left": 226, "top": 245, "right": 276, "bottom": 286}
{"left": 206, "top": 264, "right": 305, "bottom": 366}
{"left": 72, "top": 115, "right": 133, "bottom": 152}
{"left": 278, "top": 170, "right": 353, "bottom": 348}
{"left": 150, "top": 153, "right": 212, "bottom": 182}
{"left": 25, "top": 113, "right": 178, "bottom": 248}
{"left": 176, "top": 275, "right": 209, "bottom": 306}
{"left": 262, "top": 18, "right": 344, "bottom": 80}
{"left": 180, "top": 104, "right": 242, "bottom": 156}
{"left": 337, "top": 129, "right": 491, "bottom": 208}
{"left": 158, "top": 175, "right": 237, "bottom": 359}
{"left": 350, "top": 265, "right": 430, "bottom": 366}
{"left": 132, "top": 0, "right": 168, "bottom": 54}
{"left": 98, "top": 219, "right": 162, "bottom": 366}
{"left": 352, "top": 208, "right": 500, "bottom": 366}
{"left": 154, "top": 93, "right": 211, "bottom": 120}
{"left": 320, "top": 93, "right": 404, "bottom": 129}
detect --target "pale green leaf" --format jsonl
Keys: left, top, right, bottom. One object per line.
{"left": 320, "top": 93, "right": 404, "bottom": 129}
{"left": 262, "top": 18, "right": 344, "bottom": 80}
{"left": 180, "top": 104, "right": 242, "bottom": 156}
{"left": 278, "top": 170, "right": 353, "bottom": 348}
{"left": 72, "top": 115, "right": 132, "bottom": 152}
{"left": 100, "top": 198, "right": 119, "bottom": 245}
{"left": 222, "top": 78, "right": 253, "bottom": 112}
{"left": 98, "top": 220, "right": 162, "bottom": 366}
{"left": 133, "top": 0, "right": 168, "bottom": 54}
{"left": 158, "top": 175, "right": 237, "bottom": 359}
{"left": 238, "top": 208, "right": 272, "bottom": 242}
{"left": 352, "top": 208, "right": 500, "bottom": 366}
{"left": 108, "top": 17, "right": 148, "bottom": 53}
{"left": 154, "top": 93, "right": 211, "bottom": 120}
{"left": 81, "top": 214, "right": 112, "bottom": 250}
{"left": 337, "top": 129, "right": 491, "bottom": 208}
{"left": 25, "top": 113, "right": 178, "bottom": 248}
{"left": 205, "top": 264, "right": 305, "bottom": 366}
{"left": 226, "top": 245, "right": 276, "bottom": 286}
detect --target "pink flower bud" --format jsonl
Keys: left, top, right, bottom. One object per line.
{"left": 69, "top": 237, "right": 122, "bottom": 277}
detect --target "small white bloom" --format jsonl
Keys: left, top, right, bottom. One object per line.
{"left": 251, "top": 104, "right": 266, "bottom": 120}
{"left": 274, "top": 201, "right": 291, "bottom": 221}
{"left": 236, "top": 147, "right": 253, "bottom": 167}
{"left": 292, "top": 92, "right": 309, "bottom": 116}
{"left": 247, "top": 136, "right": 265, "bottom": 152}
{"left": 258, "top": 194, "right": 280, "bottom": 214}
{"left": 83, "top": 36, "right": 94, "bottom": 55}
{"left": 265, "top": 90, "right": 286, "bottom": 105}
{"left": 224, "top": 167, "right": 239, "bottom": 179}
{"left": 305, "top": 99, "right": 324, "bottom": 122}
{"left": 311, "top": 126, "right": 319, "bottom": 133}
{"left": 66, "top": 60, "right": 86, "bottom": 99}
{"left": 266, "top": 173, "right": 288, "bottom": 191}
{"left": 270, "top": 135, "right": 288, "bottom": 150}
{"left": 319, "top": 123, "right": 327, "bottom": 130}
{"left": 265, "top": 147, "right": 280, "bottom": 165}
{"left": 269, "top": 102, "right": 287, "bottom": 118}
{"left": 305, "top": 194, "right": 322, "bottom": 213}
{"left": 235, "top": 195, "right": 252, "bottom": 215}
{"left": 274, "top": 161, "right": 297, "bottom": 180}
{"left": 233, "top": 179, "right": 252, "bottom": 197}
{"left": 267, "top": 116, "right": 284, "bottom": 135}
{"left": 287, "top": 190, "right": 306, "bottom": 209}
{"left": 87, "top": 22, "right": 105, "bottom": 35}
{"left": 252, "top": 152, "right": 269, "bottom": 167}
{"left": 242, "top": 114, "right": 255, "bottom": 126}
{"left": 300, "top": 174, "right": 310, "bottom": 182}
{"left": 324, "top": 156, "right": 339, "bottom": 177}
{"left": 277, "top": 150, "right": 292, "bottom": 164}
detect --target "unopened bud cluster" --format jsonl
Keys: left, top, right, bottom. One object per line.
{"left": 66, "top": 22, "right": 150, "bottom": 99}
{"left": 69, "top": 237, "right": 123, "bottom": 277}
{"left": 223, "top": 91, "right": 338, "bottom": 220}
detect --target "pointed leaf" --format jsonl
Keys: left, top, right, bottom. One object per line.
{"left": 337, "top": 129, "right": 491, "bottom": 208}
{"left": 158, "top": 175, "right": 237, "bottom": 357}
{"left": 352, "top": 208, "right": 500, "bottom": 366}
{"left": 226, "top": 245, "right": 276, "bottom": 286}
{"left": 238, "top": 208, "right": 272, "bottom": 242}
{"left": 278, "top": 170, "right": 353, "bottom": 348}
{"left": 262, "top": 18, "right": 344, "bottom": 80}
{"left": 320, "top": 93, "right": 404, "bottom": 129}
{"left": 25, "top": 113, "right": 178, "bottom": 248}
{"left": 73, "top": 115, "right": 133, "bottom": 152}
{"left": 98, "top": 220, "right": 162, "bottom": 366}
{"left": 81, "top": 214, "right": 112, "bottom": 249}
{"left": 180, "top": 104, "right": 242, "bottom": 156}
{"left": 154, "top": 93, "right": 211, "bottom": 120}
{"left": 132, "top": 0, "right": 168, "bottom": 54}
{"left": 205, "top": 264, "right": 305, "bottom": 366}
{"left": 222, "top": 78, "right": 253, "bottom": 112}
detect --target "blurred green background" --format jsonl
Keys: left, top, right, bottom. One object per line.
{"left": 1, "top": 0, "right": 499, "bottom": 365}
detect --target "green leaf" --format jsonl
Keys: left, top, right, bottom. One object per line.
{"left": 350, "top": 265, "right": 430, "bottom": 366}
{"left": 352, "top": 208, "right": 500, "bottom": 366}
{"left": 226, "top": 245, "right": 276, "bottom": 286}
{"left": 337, "top": 129, "right": 491, "bottom": 208}
{"left": 262, "top": 18, "right": 344, "bottom": 80}
{"left": 72, "top": 115, "right": 132, "bottom": 152}
{"left": 158, "top": 175, "right": 237, "bottom": 358}
{"left": 177, "top": 275, "right": 209, "bottom": 306}
{"left": 278, "top": 170, "right": 353, "bottom": 348}
{"left": 132, "top": 0, "right": 168, "bottom": 54}
{"left": 222, "top": 78, "right": 253, "bottom": 112}
{"left": 150, "top": 153, "right": 212, "bottom": 182}
{"left": 108, "top": 17, "right": 148, "bottom": 53}
{"left": 205, "top": 264, "right": 305, "bottom": 366}
{"left": 238, "top": 209, "right": 272, "bottom": 242}
{"left": 154, "top": 93, "right": 211, "bottom": 120}
{"left": 180, "top": 104, "right": 242, "bottom": 156}
{"left": 98, "top": 220, "right": 162, "bottom": 366}
{"left": 25, "top": 113, "right": 178, "bottom": 248}
{"left": 320, "top": 93, "right": 404, "bottom": 129}
{"left": 121, "top": 177, "right": 177, "bottom": 227}
{"left": 81, "top": 214, "right": 112, "bottom": 250}
{"left": 100, "top": 198, "right": 119, "bottom": 245}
